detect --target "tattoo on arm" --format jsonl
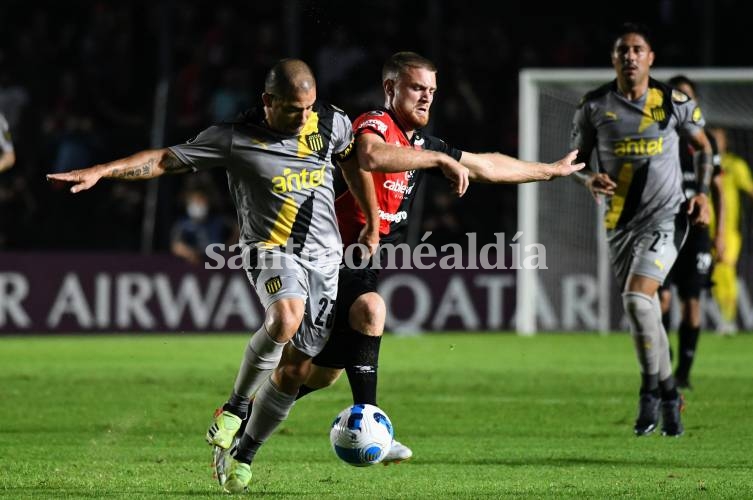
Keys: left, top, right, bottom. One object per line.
{"left": 162, "top": 150, "right": 190, "bottom": 173}
{"left": 111, "top": 158, "right": 156, "bottom": 179}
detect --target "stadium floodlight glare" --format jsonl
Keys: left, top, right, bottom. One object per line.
{"left": 517, "top": 67, "right": 753, "bottom": 335}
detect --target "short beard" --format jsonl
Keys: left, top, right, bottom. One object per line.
{"left": 411, "top": 113, "right": 429, "bottom": 129}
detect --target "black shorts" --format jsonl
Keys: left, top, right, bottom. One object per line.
{"left": 312, "top": 264, "right": 380, "bottom": 368}
{"left": 662, "top": 225, "right": 714, "bottom": 300}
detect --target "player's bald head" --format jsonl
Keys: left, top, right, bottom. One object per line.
{"left": 264, "top": 58, "right": 316, "bottom": 97}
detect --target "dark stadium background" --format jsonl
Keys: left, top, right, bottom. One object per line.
{"left": 1, "top": 0, "right": 750, "bottom": 333}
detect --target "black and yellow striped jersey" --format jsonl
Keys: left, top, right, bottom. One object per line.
{"left": 170, "top": 102, "right": 353, "bottom": 265}
{"left": 571, "top": 78, "right": 705, "bottom": 230}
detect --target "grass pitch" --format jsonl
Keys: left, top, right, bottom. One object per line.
{"left": 1, "top": 332, "right": 752, "bottom": 499}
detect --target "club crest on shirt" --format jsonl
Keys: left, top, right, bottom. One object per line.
{"left": 306, "top": 133, "right": 324, "bottom": 152}
{"left": 264, "top": 276, "right": 282, "bottom": 294}
{"left": 650, "top": 106, "right": 666, "bottom": 122}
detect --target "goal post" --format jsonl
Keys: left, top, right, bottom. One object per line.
{"left": 516, "top": 68, "right": 753, "bottom": 335}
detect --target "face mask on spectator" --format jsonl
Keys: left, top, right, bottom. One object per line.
{"left": 187, "top": 201, "right": 208, "bottom": 220}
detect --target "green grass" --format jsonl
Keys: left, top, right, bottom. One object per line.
{"left": 1, "top": 333, "right": 752, "bottom": 499}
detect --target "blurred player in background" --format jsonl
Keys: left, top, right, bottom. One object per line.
{"left": 658, "top": 75, "right": 725, "bottom": 390}
{"left": 48, "top": 58, "right": 385, "bottom": 494}
{"left": 0, "top": 112, "right": 15, "bottom": 172}
{"left": 708, "top": 126, "right": 753, "bottom": 335}
{"left": 233, "top": 51, "right": 584, "bottom": 464}
{"left": 570, "top": 23, "right": 714, "bottom": 437}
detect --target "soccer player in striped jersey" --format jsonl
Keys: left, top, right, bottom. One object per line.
{"left": 48, "top": 58, "right": 382, "bottom": 494}
{"left": 242, "top": 52, "right": 583, "bottom": 463}
{"left": 570, "top": 23, "right": 714, "bottom": 437}
{"left": 658, "top": 75, "right": 725, "bottom": 390}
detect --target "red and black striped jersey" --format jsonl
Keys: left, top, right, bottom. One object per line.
{"left": 334, "top": 108, "right": 461, "bottom": 246}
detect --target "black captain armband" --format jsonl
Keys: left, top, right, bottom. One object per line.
{"left": 334, "top": 138, "right": 355, "bottom": 163}
{"left": 693, "top": 150, "right": 713, "bottom": 195}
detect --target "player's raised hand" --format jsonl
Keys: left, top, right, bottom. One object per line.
{"left": 47, "top": 166, "right": 103, "bottom": 194}
{"left": 687, "top": 193, "right": 711, "bottom": 226}
{"left": 550, "top": 149, "right": 586, "bottom": 178}
{"left": 585, "top": 172, "right": 617, "bottom": 204}
{"left": 439, "top": 158, "right": 469, "bottom": 197}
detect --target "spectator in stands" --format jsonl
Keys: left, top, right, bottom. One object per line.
{"left": 170, "top": 181, "right": 236, "bottom": 266}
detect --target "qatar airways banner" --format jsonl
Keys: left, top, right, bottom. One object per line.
{"left": 0, "top": 253, "right": 518, "bottom": 334}
{"left": 1, "top": 253, "right": 751, "bottom": 333}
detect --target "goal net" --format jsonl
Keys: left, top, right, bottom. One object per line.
{"left": 516, "top": 68, "right": 753, "bottom": 334}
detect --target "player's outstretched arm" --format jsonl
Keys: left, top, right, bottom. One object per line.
{"left": 47, "top": 148, "right": 190, "bottom": 193}
{"left": 460, "top": 149, "right": 585, "bottom": 184}
{"left": 356, "top": 133, "right": 469, "bottom": 196}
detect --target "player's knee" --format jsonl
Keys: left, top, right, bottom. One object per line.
{"left": 623, "top": 291, "right": 655, "bottom": 333}
{"left": 306, "top": 365, "right": 343, "bottom": 389}
{"left": 265, "top": 298, "right": 305, "bottom": 341}
{"left": 349, "top": 293, "right": 385, "bottom": 337}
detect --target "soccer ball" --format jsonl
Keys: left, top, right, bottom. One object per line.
{"left": 329, "top": 404, "right": 394, "bottom": 466}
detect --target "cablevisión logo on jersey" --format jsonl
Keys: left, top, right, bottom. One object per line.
{"left": 271, "top": 165, "right": 326, "bottom": 193}
{"left": 264, "top": 276, "right": 282, "bottom": 294}
{"left": 383, "top": 179, "right": 414, "bottom": 195}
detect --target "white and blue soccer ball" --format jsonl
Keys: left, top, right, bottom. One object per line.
{"left": 329, "top": 404, "right": 394, "bottom": 466}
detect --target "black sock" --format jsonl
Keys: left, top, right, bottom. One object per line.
{"left": 640, "top": 373, "right": 659, "bottom": 395}
{"left": 223, "top": 392, "right": 250, "bottom": 419}
{"left": 233, "top": 433, "right": 263, "bottom": 464}
{"left": 659, "top": 376, "right": 679, "bottom": 400}
{"left": 296, "top": 384, "right": 319, "bottom": 401}
{"left": 676, "top": 322, "right": 700, "bottom": 379}
{"left": 345, "top": 334, "right": 381, "bottom": 406}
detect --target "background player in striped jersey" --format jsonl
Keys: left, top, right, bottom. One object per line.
{"left": 229, "top": 51, "right": 584, "bottom": 462}
{"left": 48, "top": 59, "right": 386, "bottom": 494}
{"left": 658, "top": 75, "right": 725, "bottom": 390}
{"left": 570, "top": 23, "right": 714, "bottom": 437}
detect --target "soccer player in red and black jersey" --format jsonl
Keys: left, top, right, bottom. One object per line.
{"left": 311, "top": 52, "right": 584, "bottom": 462}
{"left": 237, "top": 52, "right": 584, "bottom": 463}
